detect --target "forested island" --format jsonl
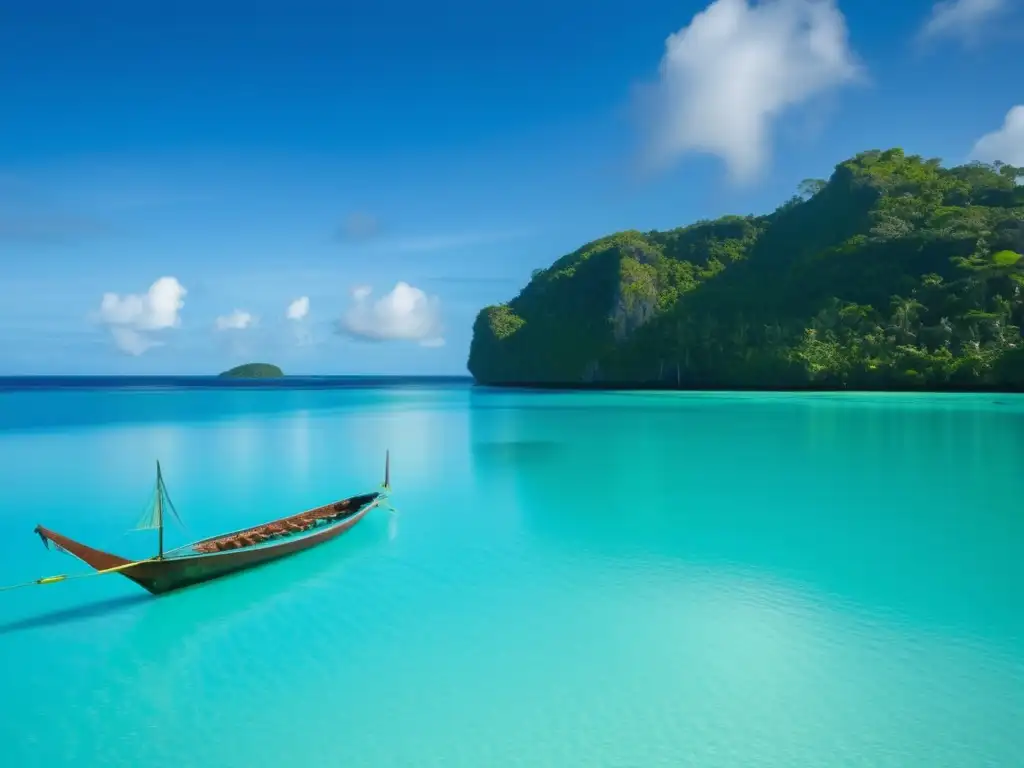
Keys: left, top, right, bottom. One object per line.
{"left": 468, "top": 149, "right": 1024, "bottom": 390}
{"left": 218, "top": 363, "right": 284, "bottom": 378}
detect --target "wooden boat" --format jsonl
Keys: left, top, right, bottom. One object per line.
{"left": 31, "top": 452, "right": 392, "bottom": 596}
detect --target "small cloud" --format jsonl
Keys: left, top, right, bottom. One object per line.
{"left": 336, "top": 212, "right": 380, "bottom": 241}
{"left": 286, "top": 296, "right": 312, "bottom": 345}
{"left": 99, "top": 277, "right": 186, "bottom": 330}
{"left": 215, "top": 310, "right": 256, "bottom": 331}
{"left": 286, "top": 296, "right": 310, "bottom": 321}
{"left": 109, "top": 327, "right": 160, "bottom": 356}
{"left": 969, "top": 105, "right": 1024, "bottom": 166}
{"left": 95, "top": 276, "right": 186, "bottom": 355}
{"left": 337, "top": 281, "right": 444, "bottom": 347}
{"left": 635, "top": 0, "right": 862, "bottom": 183}
{"left": 918, "top": 0, "right": 1008, "bottom": 45}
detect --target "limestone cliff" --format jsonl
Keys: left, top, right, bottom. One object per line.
{"left": 468, "top": 149, "right": 1024, "bottom": 390}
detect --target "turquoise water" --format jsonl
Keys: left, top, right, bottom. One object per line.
{"left": 0, "top": 382, "right": 1022, "bottom": 767}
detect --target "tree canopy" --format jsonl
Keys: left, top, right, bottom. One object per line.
{"left": 218, "top": 363, "right": 284, "bottom": 378}
{"left": 468, "top": 149, "right": 1024, "bottom": 390}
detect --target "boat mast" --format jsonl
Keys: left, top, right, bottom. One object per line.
{"left": 155, "top": 461, "right": 164, "bottom": 560}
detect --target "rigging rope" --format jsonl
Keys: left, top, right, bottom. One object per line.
{"left": 0, "top": 555, "right": 161, "bottom": 593}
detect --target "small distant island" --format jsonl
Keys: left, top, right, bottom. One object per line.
{"left": 468, "top": 148, "right": 1024, "bottom": 391}
{"left": 218, "top": 363, "right": 284, "bottom": 379}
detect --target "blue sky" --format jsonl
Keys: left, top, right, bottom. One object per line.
{"left": 1, "top": 0, "right": 1021, "bottom": 375}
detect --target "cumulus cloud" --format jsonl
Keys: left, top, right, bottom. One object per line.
{"left": 919, "top": 0, "right": 1008, "bottom": 44}
{"left": 337, "top": 281, "right": 444, "bottom": 346}
{"left": 99, "top": 277, "right": 185, "bottom": 330}
{"left": 108, "top": 327, "right": 160, "bottom": 356}
{"left": 215, "top": 310, "right": 256, "bottom": 331}
{"left": 96, "top": 276, "right": 186, "bottom": 355}
{"left": 286, "top": 296, "right": 313, "bottom": 345}
{"left": 286, "top": 296, "right": 310, "bottom": 321}
{"left": 969, "top": 106, "right": 1024, "bottom": 166}
{"left": 637, "top": 0, "right": 862, "bottom": 182}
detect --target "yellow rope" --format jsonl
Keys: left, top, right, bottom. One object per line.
{"left": 0, "top": 555, "right": 161, "bottom": 593}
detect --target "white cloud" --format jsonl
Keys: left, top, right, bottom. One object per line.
{"left": 637, "top": 0, "right": 862, "bottom": 182}
{"left": 215, "top": 310, "right": 256, "bottom": 331}
{"left": 286, "top": 296, "right": 313, "bottom": 345}
{"left": 286, "top": 296, "right": 310, "bottom": 321}
{"left": 109, "top": 327, "right": 160, "bottom": 356}
{"left": 99, "top": 276, "right": 185, "bottom": 330}
{"left": 338, "top": 281, "right": 444, "bottom": 346}
{"left": 919, "top": 0, "right": 1008, "bottom": 44}
{"left": 96, "top": 276, "right": 186, "bottom": 355}
{"left": 969, "top": 106, "right": 1024, "bottom": 166}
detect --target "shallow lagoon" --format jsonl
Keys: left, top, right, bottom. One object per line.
{"left": 0, "top": 382, "right": 1021, "bottom": 767}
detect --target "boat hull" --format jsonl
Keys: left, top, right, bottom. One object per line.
{"left": 34, "top": 501, "right": 375, "bottom": 596}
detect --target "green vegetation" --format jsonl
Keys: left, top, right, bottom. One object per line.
{"left": 468, "top": 149, "right": 1024, "bottom": 389}
{"left": 218, "top": 363, "right": 284, "bottom": 379}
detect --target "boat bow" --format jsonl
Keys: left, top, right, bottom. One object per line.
{"left": 33, "top": 525, "right": 136, "bottom": 574}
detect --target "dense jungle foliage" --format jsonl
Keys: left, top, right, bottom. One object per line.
{"left": 218, "top": 363, "right": 284, "bottom": 378}
{"left": 468, "top": 149, "right": 1024, "bottom": 389}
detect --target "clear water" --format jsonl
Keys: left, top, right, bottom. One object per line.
{"left": 0, "top": 382, "right": 1021, "bottom": 767}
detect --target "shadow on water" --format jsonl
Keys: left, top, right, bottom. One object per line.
{"left": 0, "top": 511, "right": 389, "bottom": 638}
{"left": 0, "top": 594, "right": 152, "bottom": 636}
{"left": 110, "top": 520, "right": 391, "bottom": 679}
